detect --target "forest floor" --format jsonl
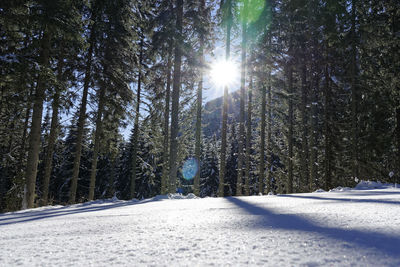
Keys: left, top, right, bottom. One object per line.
{"left": 1, "top": 181, "right": 400, "bottom": 266}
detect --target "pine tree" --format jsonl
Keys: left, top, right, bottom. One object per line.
{"left": 69, "top": 0, "right": 99, "bottom": 204}
{"left": 218, "top": 0, "right": 233, "bottom": 197}
{"left": 168, "top": 0, "right": 184, "bottom": 193}
{"left": 236, "top": 0, "right": 248, "bottom": 196}
{"left": 225, "top": 121, "right": 238, "bottom": 196}
{"left": 23, "top": 21, "right": 51, "bottom": 209}
{"left": 244, "top": 73, "right": 253, "bottom": 196}
{"left": 161, "top": 47, "right": 173, "bottom": 195}
{"left": 200, "top": 135, "right": 219, "bottom": 197}
{"left": 130, "top": 39, "right": 144, "bottom": 199}
{"left": 194, "top": 0, "right": 206, "bottom": 196}
{"left": 258, "top": 79, "right": 266, "bottom": 194}
{"left": 41, "top": 47, "right": 64, "bottom": 206}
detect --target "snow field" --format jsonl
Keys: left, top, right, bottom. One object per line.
{"left": 1, "top": 184, "right": 400, "bottom": 266}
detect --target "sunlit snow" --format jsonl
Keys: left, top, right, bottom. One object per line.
{"left": 1, "top": 182, "right": 400, "bottom": 266}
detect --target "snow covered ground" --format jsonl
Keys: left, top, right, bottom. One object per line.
{"left": 1, "top": 182, "right": 400, "bottom": 266}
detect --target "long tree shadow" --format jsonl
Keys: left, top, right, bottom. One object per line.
{"left": 0, "top": 202, "right": 135, "bottom": 226}
{"left": 225, "top": 197, "right": 400, "bottom": 257}
{"left": 277, "top": 194, "right": 400, "bottom": 205}
{"left": 0, "top": 197, "right": 167, "bottom": 226}
{"left": 330, "top": 190, "right": 400, "bottom": 197}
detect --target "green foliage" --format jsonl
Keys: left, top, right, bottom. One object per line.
{"left": 1, "top": 0, "right": 398, "bottom": 211}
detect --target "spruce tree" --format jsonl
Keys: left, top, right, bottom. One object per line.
{"left": 218, "top": 0, "right": 233, "bottom": 197}
{"left": 168, "top": 0, "right": 184, "bottom": 193}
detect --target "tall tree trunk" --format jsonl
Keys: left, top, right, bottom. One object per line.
{"left": 309, "top": 73, "right": 319, "bottom": 191}
{"left": 287, "top": 64, "right": 294, "bottom": 194}
{"left": 18, "top": 86, "right": 33, "bottom": 170}
{"left": 396, "top": 106, "right": 400, "bottom": 185}
{"left": 194, "top": 0, "right": 205, "bottom": 196}
{"left": 41, "top": 48, "right": 64, "bottom": 206}
{"left": 259, "top": 81, "right": 266, "bottom": 195}
{"left": 324, "top": 65, "right": 331, "bottom": 190}
{"left": 236, "top": 14, "right": 247, "bottom": 196}
{"left": 23, "top": 29, "right": 51, "bottom": 209}
{"left": 161, "top": 46, "right": 173, "bottom": 195}
{"left": 131, "top": 39, "right": 144, "bottom": 199}
{"left": 300, "top": 64, "right": 309, "bottom": 191}
{"left": 266, "top": 71, "right": 272, "bottom": 194}
{"left": 168, "top": 0, "right": 183, "bottom": 193}
{"left": 394, "top": 7, "right": 400, "bottom": 186}
{"left": 218, "top": 0, "right": 232, "bottom": 197}
{"left": 7, "top": 106, "right": 18, "bottom": 159}
{"left": 69, "top": 21, "right": 96, "bottom": 204}
{"left": 244, "top": 74, "right": 252, "bottom": 196}
{"left": 88, "top": 84, "right": 106, "bottom": 201}
{"left": 351, "top": 0, "right": 359, "bottom": 180}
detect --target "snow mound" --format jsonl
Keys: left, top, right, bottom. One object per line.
{"left": 167, "top": 193, "right": 198, "bottom": 199}
{"left": 313, "top": 180, "right": 397, "bottom": 193}
{"left": 354, "top": 180, "right": 394, "bottom": 190}
{"left": 314, "top": 189, "right": 326, "bottom": 193}
{"left": 83, "top": 197, "right": 123, "bottom": 205}
{"left": 151, "top": 193, "right": 198, "bottom": 201}
{"left": 329, "top": 186, "right": 352, "bottom": 192}
{"left": 325, "top": 180, "right": 397, "bottom": 193}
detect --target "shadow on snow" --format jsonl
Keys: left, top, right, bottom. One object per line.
{"left": 278, "top": 193, "right": 400, "bottom": 205}
{"left": 225, "top": 196, "right": 400, "bottom": 257}
{"left": 0, "top": 198, "right": 163, "bottom": 226}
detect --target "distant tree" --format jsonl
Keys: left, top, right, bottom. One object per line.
{"left": 200, "top": 135, "right": 219, "bottom": 197}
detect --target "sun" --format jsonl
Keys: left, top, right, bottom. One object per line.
{"left": 209, "top": 59, "right": 239, "bottom": 88}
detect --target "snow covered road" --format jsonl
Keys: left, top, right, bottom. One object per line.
{"left": 1, "top": 187, "right": 400, "bottom": 266}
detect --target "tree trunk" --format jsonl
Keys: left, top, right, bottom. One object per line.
{"left": 131, "top": 39, "right": 144, "bottom": 199}
{"left": 23, "top": 29, "right": 51, "bottom": 209}
{"left": 18, "top": 86, "right": 33, "bottom": 170}
{"left": 396, "top": 106, "right": 400, "bottom": 185}
{"left": 168, "top": 0, "right": 183, "bottom": 193}
{"left": 41, "top": 48, "right": 64, "bottom": 206}
{"left": 244, "top": 74, "right": 252, "bottom": 196}
{"left": 324, "top": 65, "right": 331, "bottom": 191}
{"left": 351, "top": 0, "right": 359, "bottom": 180}
{"left": 161, "top": 46, "right": 173, "bottom": 195}
{"left": 300, "top": 64, "right": 309, "bottom": 191}
{"left": 309, "top": 73, "right": 319, "bottom": 191}
{"left": 194, "top": 0, "right": 205, "bottom": 196}
{"left": 266, "top": 71, "right": 272, "bottom": 194}
{"left": 259, "top": 81, "right": 266, "bottom": 195}
{"left": 287, "top": 64, "right": 294, "bottom": 194}
{"left": 394, "top": 8, "right": 400, "bottom": 186}
{"left": 236, "top": 15, "right": 247, "bottom": 196}
{"left": 88, "top": 85, "right": 106, "bottom": 201}
{"left": 69, "top": 21, "right": 96, "bottom": 204}
{"left": 218, "top": 0, "right": 232, "bottom": 197}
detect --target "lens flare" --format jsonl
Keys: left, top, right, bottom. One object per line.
{"left": 182, "top": 158, "right": 199, "bottom": 180}
{"left": 210, "top": 59, "right": 239, "bottom": 88}
{"left": 237, "top": 0, "right": 266, "bottom": 24}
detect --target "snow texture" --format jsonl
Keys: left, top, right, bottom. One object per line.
{"left": 1, "top": 182, "right": 400, "bottom": 266}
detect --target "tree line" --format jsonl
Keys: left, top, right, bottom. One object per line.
{"left": 0, "top": 0, "right": 398, "bottom": 212}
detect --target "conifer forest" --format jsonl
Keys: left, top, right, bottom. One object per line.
{"left": 0, "top": 0, "right": 399, "bottom": 212}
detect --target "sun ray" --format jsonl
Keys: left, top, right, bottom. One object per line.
{"left": 209, "top": 59, "right": 239, "bottom": 88}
